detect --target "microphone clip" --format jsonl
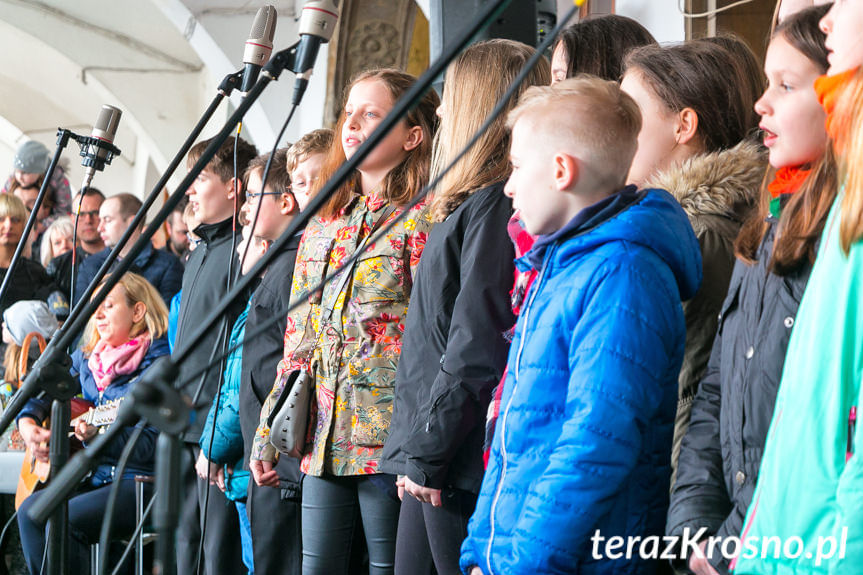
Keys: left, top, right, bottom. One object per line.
{"left": 260, "top": 40, "right": 301, "bottom": 81}
{"left": 73, "top": 132, "right": 121, "bottom": 174}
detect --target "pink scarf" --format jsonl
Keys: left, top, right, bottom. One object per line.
{"left": 88, "top": 332, "right": 151, "bottom": 391}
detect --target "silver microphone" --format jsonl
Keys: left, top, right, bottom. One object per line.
{"left": 241, "top": 5, "right": 277, "bottom": 93}
{"left": 292, "top": 0, "right": 339, "bottom": 105}
{"left": 81, "top": 105, "right": 122, "bottom": 190}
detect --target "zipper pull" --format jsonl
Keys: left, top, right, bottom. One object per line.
{"left": 847, "top": 406, "right": 857, "bottom": 463}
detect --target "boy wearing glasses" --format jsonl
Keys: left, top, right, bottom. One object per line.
{"left": 239, "top": 128, "right": 332, "bottom": 575}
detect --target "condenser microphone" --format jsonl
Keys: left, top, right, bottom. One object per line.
{"left": 80, "top": 105, "right": 122, "bottom": 189}
{"left": 241, "top": 5, "right": 277, "bottom": 93}
{"left": 292, "top": 0, "right": 339, "bottom": 106}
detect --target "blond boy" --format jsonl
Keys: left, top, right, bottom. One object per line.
{"left": 461, "top": 77, "right": 703, "bottom": 575}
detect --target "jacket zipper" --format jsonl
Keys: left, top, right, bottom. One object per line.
{"left": 485, "top": 249, "right": 552, "bottom": 575}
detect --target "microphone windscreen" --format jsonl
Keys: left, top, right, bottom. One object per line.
{"left": 92, "top": 105, "right": 122, "bottom": 143}
{"left": 243, "top": 5, "right": 276, "bottom": 66}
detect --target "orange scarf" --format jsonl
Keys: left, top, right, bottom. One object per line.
{"left": 814, "top": 68, "right": 859, "bottom": 143}
{"left": 767, "top": 166, "right": 811, "bottom": 199}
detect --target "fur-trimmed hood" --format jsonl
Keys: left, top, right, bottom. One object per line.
{"left": 644, "top": 140, "right": 766, "bottom": 236}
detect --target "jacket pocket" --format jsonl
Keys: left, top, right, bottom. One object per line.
{"left": 351, "top": 381, "right": 394, "bottom": 447}
{"left": 350, "top": 233, "right": 408, "bottom": 306}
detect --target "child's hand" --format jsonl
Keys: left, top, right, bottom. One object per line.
{"left": 689, "top": 540, "right": 720, "bottom": 575}
{"left": 18, "top": 418, "right": 50, "bottom": 462}
{"left": 195, "top": 450, "right": 219, "bottom": 484}
{"left": 73, "top": 420, "right": 98, "bottom": 443}
{"left": 249, "top": 458, "right": 279, "bottom": 488}
{"left": 403, "top": 476, "right": 442, "bottom": 507}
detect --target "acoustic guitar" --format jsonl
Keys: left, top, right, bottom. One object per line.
{"left": 15, "top": 398, "right": 124, "bottom": 508}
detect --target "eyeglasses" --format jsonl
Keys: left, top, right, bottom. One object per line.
{"left": 75, "top": 210, "right": 100, "bottom": 219}
{"left": 245, "top": 191, "right": 284, "bottom": 201}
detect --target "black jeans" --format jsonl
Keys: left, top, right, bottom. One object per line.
{"left": 394, "top": 488, "right": 477, "bottom": 575}
{"left": 301, "top": 474, "right": 400, "bottom": 575}
{"left": 176, "top": 444, "right": 245, "bottom": 575}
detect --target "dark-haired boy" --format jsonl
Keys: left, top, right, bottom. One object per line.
{"left": 174, "top": 135, "right": 257, "bottom": 575}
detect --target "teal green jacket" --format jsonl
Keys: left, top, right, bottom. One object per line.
{"left": 734, "top": 195, "right": 863, "bottom": 574}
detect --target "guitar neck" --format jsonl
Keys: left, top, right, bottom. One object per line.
{"left": 70, "top": 398, "right": 123, "bottom": 429}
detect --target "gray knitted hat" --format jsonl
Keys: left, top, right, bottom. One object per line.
{"left": 2, "top": 300, "right": 58, "bottom": 347}
{"left": 13, "top": 141, "right": 50, "bottom": 174}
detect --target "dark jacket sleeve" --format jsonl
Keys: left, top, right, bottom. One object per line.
{"left": 667, "top": 324, "right": 733, "bottom": 541}
{"left": 154, "top": 252, "right": 184, "bottom": 305}
{"left": 401, "top": 192, "right": 515, "bottom": 488}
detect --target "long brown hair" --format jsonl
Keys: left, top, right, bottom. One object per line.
{"left": 316, "top": 69, "right": 439, "bottom": 219}
{"left": 430, "top": 39, "right": 550, "bottom": 221}
{"left": 624, "top": 41, "right": 760, "bottom": 153}
{"left": 553, "top": 15, "right": 656, "bottom": 81}
{"left": 735, "top": 4, "right": 837, "bottom": 273}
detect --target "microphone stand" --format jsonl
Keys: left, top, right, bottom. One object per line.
{"left": 0, "top": 70, "right": 244, "bottom": 435}
{"left": 0, "top": 70, "right": 240, "bottom": 575}
{"left": 27, "top": 1, "right": 513, "bottom": 571}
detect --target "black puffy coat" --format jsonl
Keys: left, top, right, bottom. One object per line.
{"left": 380, "top": 183, "right": 515, "bottom": 492}
{"left": 667, "top": 215, "right": 813, "bottom": 573}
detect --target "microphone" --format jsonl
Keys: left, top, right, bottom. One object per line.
{"left": 241, "top": 5, "right": 277, "bottom": 93}
{"left": 292, "top": 0, "right": 339, "bottom": 106}
{"left": 80, "top": 105, "right": 122, "bottom": 190}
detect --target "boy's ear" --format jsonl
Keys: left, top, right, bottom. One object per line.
{"left": 675, "top": 107, "right": 699, "bottom": 147}
{"left": 279, "top": 192, "right": 297, "bottom": 216}
{"left": 226, "top": 177, "right": 243, "bottom": 200}
{"left": 554, "top": 152, "right": 579, "bottom": 191}
{"left": 403, "top": 126, "right": 424, "bottom": 152}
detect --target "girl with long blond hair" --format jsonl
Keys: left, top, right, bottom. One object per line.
{"left": 378, "top": 40, "right": 549, "bottom": 575}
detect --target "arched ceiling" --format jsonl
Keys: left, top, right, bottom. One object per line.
{"left": 0, "top": 0, "right": 329, "bottom": 199}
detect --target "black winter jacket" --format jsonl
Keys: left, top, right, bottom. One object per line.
{"left": 667, "top": 215, "right": 812, "bottom": 574}
{"left": 239, "top": 232, "right": 303, "bottom": 498}
{"left": 380, "top": 183, "right": 515, "bottom": 492}
{"left": 175, "top": 218, "right": 246, "bottom": 443}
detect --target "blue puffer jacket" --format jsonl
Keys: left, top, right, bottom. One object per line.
{"left": 200, "top": 303, "right": 250, "bottom": 502}
{"left": 460, "top": 188, "right": 702, "bottom": 575}
{"left": 18, "top": 337, "right": 170, "bottom": 484}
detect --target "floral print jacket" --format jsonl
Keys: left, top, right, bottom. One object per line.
{"left": 252, "top": 189, "right": 433, "bottom": 477}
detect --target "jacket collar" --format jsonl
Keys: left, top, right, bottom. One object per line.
{"left": 194, "top": 217, "right": 235, "bottom": 244}
{"left": 522, "top": 185, "right": 642, "bottom": 271}
{"left": 642, "top": 140, "right": 764, "bottom": 233}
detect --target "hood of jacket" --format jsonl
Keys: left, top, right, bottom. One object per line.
{"left": 524, "top": 187, "right": 703, "bottom": 302}
{"left": 643, "top": 140, "right": 765, "bottom": 237}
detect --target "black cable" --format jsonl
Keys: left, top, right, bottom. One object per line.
{"left": 109, "top": 494, "right": 156, "bottom": 575}
{"left": 237, "top": 105, "right": 298, "bottom": 277}
{"left": 227, "top": 126, "right": 240, "bottom": 292}
{"left": 180, "top": 2, "right": 579, "bottom": 395}
{"left": 0, "top": 506, "right": 18, "bottom": 557}
{"left": 98, "top": 423, "right": 145, "bottom": 575}
{"left": 69, "top": 204, "right": 82, "bottom": 312}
